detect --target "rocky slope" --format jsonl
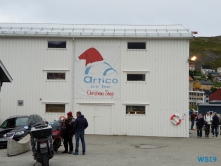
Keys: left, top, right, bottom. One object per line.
{"left": 189, "top": 36, "right": 221, "bottom": 71}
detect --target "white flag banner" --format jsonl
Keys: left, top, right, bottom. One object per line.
{"left": 74, "top": 46, "right": 120, "bottom": 99}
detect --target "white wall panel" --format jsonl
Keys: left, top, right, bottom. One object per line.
{"left": 73, "top": 38, "right": 189, "bottom": 137}
{"left": 0, "top": 37, "right": 73, "bottom": 122}
{"left": 0, "top": 37, "right": 189, "bottom": 137}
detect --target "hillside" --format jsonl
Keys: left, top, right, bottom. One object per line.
{"left": 189, "top": 36, "right": 221, "bottom": 70}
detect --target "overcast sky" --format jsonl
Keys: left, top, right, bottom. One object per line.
{"left": 0, "top": 0, "right": 220, "bottom": 37}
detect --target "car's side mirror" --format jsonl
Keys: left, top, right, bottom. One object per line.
{"left": 24, "top": 126, "right": 29, "bottom": 130}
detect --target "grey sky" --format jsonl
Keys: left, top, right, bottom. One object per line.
{"left": 0, "top": 0, "right": 220, "bottom": 37}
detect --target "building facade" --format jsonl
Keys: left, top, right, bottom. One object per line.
{"left": 189, "top": 76, "right": 194, "bottom": 90}
{"left": 189, "top": 64, "right": 195, "bottom": 71}
{"left": 0, "top": 23, "right": 193, "bottom": 137}
{"left": 201, "top": 65, "right": 215, "bottom": 75}
{"left": 209, "top": 89, "right": 221, "bottom": 101}
{"left": 193, "top": 80, "right": 213, "bottom": 90}
{"left": 217, "top": 67, "right": 221, "bottom": 74}
{"left": 189, "top": 91, "right": 204, "bottom": 106}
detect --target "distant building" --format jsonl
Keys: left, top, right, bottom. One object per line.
{"left": 213, "top": 76, "right": 221, "bottom": 83}
{"left": 205, "top": 71, "right": 219, "bottom": 77}
{"left": 203, "top": 90, "right": 213, "bottom": 103}
{"left": 198, "top": 100, "right": 221, "bottom": 116}
{"left": 189, "top": 76, "right": 194, "bottom": 90}
{"left": 209, "top": 89, "right": 221, "bottom": 101}
{"left": 189, "top": 64, "right": 195, "bottom": 71}
{"left": 201, "top": 65, "right": 215, "bottom": 75}
{"left": 193, "top": 80, "right": 213, "bottom": 90}
{"left": 189, "top": 90, "right": 204, "bottom": 106}
{"left": 217, "top": 67, "right": 221, "bottom": 75}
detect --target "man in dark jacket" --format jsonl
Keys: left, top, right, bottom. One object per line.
{"left": 212, "top": 112, "right": 220, "bottom": 137}
{"left": 196, "top": 113, "right": 204, "bottom": 138}
{"left": 72, "top": 111, "right": 88, "bottom": 155}
{"left": 190, "top": 112, "right": 197, "bottom": 130}
{"left": 62, "top": 111, "right": 75, "bottom": 154}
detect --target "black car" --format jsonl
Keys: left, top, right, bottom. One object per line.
{"left": 0, "top": 114, "right": 44, "bottom": 146}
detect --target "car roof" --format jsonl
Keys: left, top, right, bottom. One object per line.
{"left": 7, "top": 115, "right": 29, "bottom": 119}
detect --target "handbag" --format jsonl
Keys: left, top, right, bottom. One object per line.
{"left": 203, "top": 126, "right": 206, "bottom": 131}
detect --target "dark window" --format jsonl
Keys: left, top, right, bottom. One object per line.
{"left": 128, "top": 42, "right": 146, "bottom": 49}
{"left": 34, "top": 116, "right": 40, "bottom": 123}
{"left": 46, "top": 104, "right": 65, "bottom": 113}
{"left": 47, "top": 73, "right": 65, "bottom": 80}
{"left": 48, "top": 41, "right": 66, "bottom": 48}
{"left": 36, "top": 115, "right": 43, "bottom": 122}
{"left": 127, "top": 74, "right": 145, "bottom": 81}
{"left": 126, "top": 106, "right": 145, "bottom": 114}
{"left": 29, "top": 116, "right": 36, "bottom": 125}
{"left": 0, "top": 117, "right": 29, "bottom": 128}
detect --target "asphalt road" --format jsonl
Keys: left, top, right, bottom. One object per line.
{"left": 0, "top": 130, "right": 221, "bottom": 166}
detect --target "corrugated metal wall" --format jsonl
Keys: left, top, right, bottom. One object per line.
{"left": 73, "top": 38, "right": 189, "bottom": 137}
{"left": 0, "top": 37, "right": 189, "bottom": 137}
{"left": 0, "top": 37, "right": 73, "bottom": 122}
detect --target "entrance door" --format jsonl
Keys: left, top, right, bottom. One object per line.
{"left": 79, "top": 104, "right": 112, "bottom": 135}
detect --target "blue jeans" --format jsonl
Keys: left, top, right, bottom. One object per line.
{"left": 212, "top": 125, "right": 218, "bottom": 137}
{"left": 205, "top": 124, "right": 211, "bottom": 136}
{"left": 191, "top": 120, "right": 195, "bottom": 129}
{"left": 197, "top": 126, "right": 202, "bottom": 137}
{"left": 75, "top": 131, "right": 86, "bottom": 153}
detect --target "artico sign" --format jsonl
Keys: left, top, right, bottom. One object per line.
{"left": 74, "top": 47, "right": 120, "bottom": 99}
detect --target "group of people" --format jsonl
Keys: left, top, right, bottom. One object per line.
{"left": 190, "top": 111, "right": 220, "bottom": 138}
{"left": 61, "top": 111, "right": 88, "bottom": 155}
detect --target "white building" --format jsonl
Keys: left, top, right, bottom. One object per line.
{"left": 201, "top": 65, "right": 215, "bottom": 75}
{"left": 0, "top": 23, "right": 193, "bottom": 137}
{"left": 189, "top": 64, "right": 195, "bottom": 71}
{"left": 189, "top": 91, "right": 204, "bottom": 106}
{"left": 217, "top": 67, "right": 221, "bottom": 75}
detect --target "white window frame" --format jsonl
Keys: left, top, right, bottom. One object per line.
{"left": 44, "top": 103, "right": 67, "bottom": 113}
{"left": 46, "top": 39, "right": 67, "bottom": 50}
{"left": 123, "top": 103, "right": 149, "bottom": 116}
{"left": 43, "top": 69, "right": 69, "bottom": 82}
{"left": 123, "top": 70, "right": 149, "bottom": 83}
{"left": 126, "top": 41, "right": 147, "bottom": 51}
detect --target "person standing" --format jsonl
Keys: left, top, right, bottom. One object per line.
{"left": 204, "top": 112, "right": 212, "bottom": 138}
{"left": 196, "top": 113, "right": 205, "bottom": 138}
{"left": 212, "top": 112, "right": 220, "bottom": 137}
{"left": 62, "top": 111, "right": 75, "bottom": 154}
{"left": 73, "top": 111, "right": 88, "bottom": 155}
{"left": 190, "top": 112, "right": 197, "bottom": 130}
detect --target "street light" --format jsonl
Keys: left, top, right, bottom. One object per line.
{"left": 188, "top": 55, "right": 197, "bottom": 63}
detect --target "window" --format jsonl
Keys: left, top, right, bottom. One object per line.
{"left": 46, "top": 104, "right": 65, "bottom": 113}
{"left": 0, "top": 117, "right": 28, "bottom": 128}
{"left": 29, "top": 116, "right": 36, "bottom": 125}
{"left": 47, "top": 73, "right": 65, "bottom": 80}
{"left": 15, "top": 117, "right": 28, "bottom": 126}
{"left": 128, "top": 42, "right": 146, "bottom": 49}
{"left": 127, "top": 74, "right": 145, "bottom": 81}
{"left": 48, "top": 41, "right": 66, "bottom": 48}
{"left": 126, "top": 106, "right": 145, "bottom": 114}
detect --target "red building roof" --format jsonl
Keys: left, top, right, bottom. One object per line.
{"left": 209, "top": 89, "right": 221, "bottom": 101}
{"left": 189, "top": 76, "right": 194, "bottom": 81}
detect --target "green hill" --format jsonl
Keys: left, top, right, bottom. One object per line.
{"left": 189, "top": 36, "right": 221, "bottom": 70}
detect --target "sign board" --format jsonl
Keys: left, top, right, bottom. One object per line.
{"left": 74, "top": 47, "right": 120, "bottom": 99}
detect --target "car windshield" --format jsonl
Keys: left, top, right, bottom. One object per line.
{"left": 0, "top": 117, "right": 28, "bottom": 128}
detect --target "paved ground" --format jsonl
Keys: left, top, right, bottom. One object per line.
{"left": 0, "top": 130, "right": 221, "bottom": 166}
